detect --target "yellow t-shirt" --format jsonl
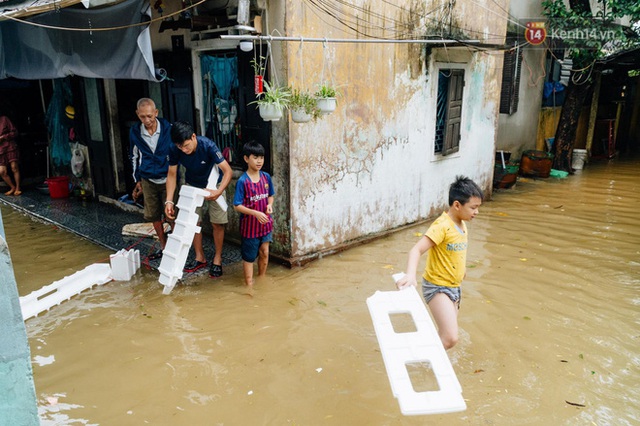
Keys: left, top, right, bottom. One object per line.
{"left": 422, "top": 212, "right": 468, "bottom": 287}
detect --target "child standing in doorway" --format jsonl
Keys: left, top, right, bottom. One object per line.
{"left": 233, "top": 141, "right": 275, "bottom": 286}
{"left": 396, "top": 176, "right": 483, "bottom": 350}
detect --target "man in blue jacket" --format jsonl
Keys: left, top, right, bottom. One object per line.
{"left": 129, "top": 98, "right": 173, "bottom": 258}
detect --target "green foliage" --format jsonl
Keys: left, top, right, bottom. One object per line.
{"left": 289, "top": 88, "right": 321, "bottom": 120}
{"left": 542, "top": 0, "right": 640, "bottom": 64}
{"left": 314, "top": 83, "right": 340, "bottom": 99}
{"left": 251, "top": 55, "right": 266, "bottom": 75}
{"left": 249, "top": 81, "right": 291, "bottom": 110}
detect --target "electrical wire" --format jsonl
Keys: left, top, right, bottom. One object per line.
{"left": 302, "top": 0, "right": 512, "bottom": 44}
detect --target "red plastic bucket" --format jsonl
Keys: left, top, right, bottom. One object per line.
{"left": 46, "top": 176, "right": 70, "bottom": 199}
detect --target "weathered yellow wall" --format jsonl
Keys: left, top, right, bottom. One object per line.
{"left": 537, "top": 106, "right": 589, "bottom": 151}
{"left": 279, "top": 0, "right": 508, "bottom": 263}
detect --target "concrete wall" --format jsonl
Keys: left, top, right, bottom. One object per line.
{"left": 497, "top": 1, "right": 545, "bottom": 159}
{"left": 142, "top": 0, "right": 507, "bottom": 264}
{"left": 0, "top": 211, "right": 39, "bottom": 425}
{"left": 283, "top": 0, "right": 506, "bottom": 263}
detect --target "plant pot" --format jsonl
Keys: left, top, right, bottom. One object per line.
{"left": 316, "top": 97, "right": 337, "bottom": 114}
{"left": 291, "top": 108, "right": 312, "bottom": 123}
{"left": 259, "top": 104, "right": 283, "bottom": 121}
{"left": 519, "top": 150, "right": 553, "bottom": 178}
{"left": 493, "top": 164, "right": 518, "bottom": 189}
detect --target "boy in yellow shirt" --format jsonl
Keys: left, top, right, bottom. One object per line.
{"left": 396, "top": 176, "right": 483, "bottom": 350}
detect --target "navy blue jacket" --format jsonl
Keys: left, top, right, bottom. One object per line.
{"left": 129, "top": 118, "right": 172, "bottom": 182}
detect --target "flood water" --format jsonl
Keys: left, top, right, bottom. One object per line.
{"left": 3, "top": 157, "right": 639, "bottom": 425}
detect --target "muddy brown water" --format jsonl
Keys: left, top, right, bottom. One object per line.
{"left": 3, "top": 158, "right": 639, "bottom": 425}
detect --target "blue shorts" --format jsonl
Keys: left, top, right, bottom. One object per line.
{"left": 241, "top": 232, "right": 272, "bottom": 262}
{"left": 421, "top": 279, "right": 461, "bottom": 308}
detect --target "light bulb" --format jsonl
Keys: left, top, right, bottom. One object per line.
{"left": 240, "top": 40, "right": 253, "bottom": 52}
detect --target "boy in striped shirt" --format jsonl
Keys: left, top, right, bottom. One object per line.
{"left": 233, "top": 141, "right": 275, "bottom": 286}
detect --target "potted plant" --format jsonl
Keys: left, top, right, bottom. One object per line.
{"left": 251, "top": 56, "right": 266, "bottom": 94}
{"left": 249, "top": 81, "right": 291, "bottom": 121}
{"left": 289, "top": 88, "right": 321, "bottom": 123}
{"left": 315, "top": 83, "right": 340, "bottom": 114}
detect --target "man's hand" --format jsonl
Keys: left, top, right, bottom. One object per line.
{"left": 164, "top": 202, "right": 176, "bottom": 220}
{"left": 132, "top": 182, "right": 143, "bottom": 201}
{"left": 204, "top": 188, "right": 222, "bottom": 201}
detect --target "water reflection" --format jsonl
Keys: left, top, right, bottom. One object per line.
{"left": 3, "top": 158, "right": 639, "bottom": 425}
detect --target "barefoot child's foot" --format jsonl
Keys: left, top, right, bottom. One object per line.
{"left": 13, "top": 190, "right": 21, "bottom": 196}
{"left": 4, "top": 188, "right": 15, "bottom": 196}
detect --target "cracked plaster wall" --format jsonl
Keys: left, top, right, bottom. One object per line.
{"left": 280, "top": 0, "right": 506, "bottom": 261}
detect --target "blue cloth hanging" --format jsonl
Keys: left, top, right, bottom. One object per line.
{"left": 201, "top": 56, "right": 238, "bottom": 100}
{"left": 201, "top": 56, "right": 239, "bottom": 134}
{"left": 543, "top": 81, "right": 565, "bottom": 99}
{"left": 45, "top": 79, "right": 73, "bottom": 168}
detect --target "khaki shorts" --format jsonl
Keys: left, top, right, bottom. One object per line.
{"left": 140, "top": 179, "right": 167, "bottom": 222}
{"left": 196, "top": 193, "right": 228, "bottom": 225}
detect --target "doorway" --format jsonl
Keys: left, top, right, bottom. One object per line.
{"left": 199, "top": 47, "right": 272, "bottom": 172}
{"left": 0, "top": 79, "right": 51, "bottom": 186}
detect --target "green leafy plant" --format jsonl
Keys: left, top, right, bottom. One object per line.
{"left": 251, "top": 55, "right": 266, "bottom": 75}
{"left": 249, "top": 81, "right": 291, "bottom": 110}
{"left": 314, "top": 83, "right": 340, "bottom": 99}
{"left": 289, "top": 88, "right": 321, "bottom": 120}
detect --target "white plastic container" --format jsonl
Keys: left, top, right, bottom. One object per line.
{"left": 572, "top": 149, "right": 587, "bottom": 170}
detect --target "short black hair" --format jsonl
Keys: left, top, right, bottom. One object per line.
{"left": 242, "top": 140, "right": 265, "bottom": 157}
{"left": 171, "top": 120, "right": 194, "bottom": 145}
{"left": 449, "top": 175, "right": 483, "bottom": 206}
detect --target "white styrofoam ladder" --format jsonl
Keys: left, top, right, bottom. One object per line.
{"left": 109, "top": 248, "right": 140, "bottom": 281}
{"left": 19, "top": 263, "right": 112, "bottom": 321}
{"left": 366, "top": 274, "right": 466, "bottom": 415}
{"left": 158, "top": 185, "right": 208, "bottom": 294}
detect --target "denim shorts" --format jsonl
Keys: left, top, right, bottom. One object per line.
{"left": 422, "top": 279, "right": 461, "bottom": 308}
{"left": 241, "top": 232, "right": 273, "bottom": 262}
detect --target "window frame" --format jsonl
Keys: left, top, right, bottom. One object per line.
{"left": 433, "top": 65, "right": 466, "bottom": 159}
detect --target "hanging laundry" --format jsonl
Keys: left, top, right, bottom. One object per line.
{"left": 45, "top": 79, "right": 73, "bottom": 168}
{"left": 201, "top": 55, "right": 239, "bottom": 135}
{"left": 214, "top": 98, "right": 237, "bottom": 135}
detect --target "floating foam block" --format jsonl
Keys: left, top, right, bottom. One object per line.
{"left": 110, "top": 248, "right": 140, "bottom": 281}
{"left": 366, "top": 274, "right": 466, "bottom": 416}
{"left": 19, "top": 263, "right": 112, "bottom": 320}
{"left": 158, "top": 185, "right": 208, "bottom": 294}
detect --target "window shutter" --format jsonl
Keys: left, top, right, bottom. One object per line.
{"left": 499, "top": 48, "right": 522, "bottom": 115}
{"left": 443, "top": 70, "right": 464, "bottom": 156}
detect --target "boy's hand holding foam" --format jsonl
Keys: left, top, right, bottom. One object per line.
{"left": 393, "top": 272, "right": 417, "bottom": 290}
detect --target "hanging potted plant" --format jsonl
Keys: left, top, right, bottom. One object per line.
{"left": 289, "top": 88, "right": 321, "bottom": 123}
{"left": 249, "top": 81, "right": 291, "bottom": 121}
{"left": 315, "top": 83, "right": 340, "bottom": 114}
{"left": 251, "top": 56, "right": 266, "bottom": 95}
